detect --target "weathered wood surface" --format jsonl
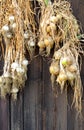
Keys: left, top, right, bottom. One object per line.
{"left": 0, "top": 0, "right": 84, "bottom": 130}
{"left": 24, "top": 56, "right": 42, "bottom": 130}
{"left": 0, "top": 98, "right": 10, "bottom": 130}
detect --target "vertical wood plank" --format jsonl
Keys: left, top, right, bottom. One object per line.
{"left": 10, "top": 93, "right": 23, "bottom": 130}
{"left": 0, "top": 60, "right": 10, "bottom": 130}
{"left": 67, "top": 88, "right": 75, "bottom": 130}
{"left": 55, "top": 91, "right": 67, "bottom": 130}
{"left": 0, "top": 98, "right": 10, "bottom": 130}
{"left": 42, "top": 59, "right": 55, "bottom": 130}
{"left": 24, "top": 56, "right": 42, "bottom": 130}
{"left": 67, "top": 90, "right": 84, "bottom": 130}
{"left": 42, "top": 59, "right": 67, "bottom": 130}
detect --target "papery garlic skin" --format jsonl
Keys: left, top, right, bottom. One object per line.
{"left": 6, "top": 33, "right": 12, "bottom": 39}
{"left": 11, "top": 87, "right": 19, "bottom": 100}
{"left": 11, "top": 62, "right": 19, "bottom": 70}
{"left": 2, "top": 25, "right": 9, "bottom": 32}
{"left": 9, "top": 16, "right": 15, "bottom": 22}
{"left": 16, "top": 67, "right": 25, "bottom": 73}
{"left": 50, "top": 16, "right": 57, "bottom": 23}
{"left": 24, "top": 32, "right": 29, "bottom": 39}
{"left": 38, "top": 41, "right": 45, "bottom": 48}
{"left": 29, "top": 39, "right": 35, "bottom": 47}
{"left": 12, "top": 23, "right": 17, "bottom": 29}
{"left": 11, "top": 87, "right": 18, "bottom": 93}
{"left": 3, "top": 72, "right": 11, "bottom": 78}
{"left": 22, "top": 60, "right": 28, "bottom": 66}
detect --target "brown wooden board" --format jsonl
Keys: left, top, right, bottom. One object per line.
{"left": 24, "top": 56, "right": 42, "bottom": 130}
{"left": 0, "top": 58, "right": 10, "bottom": 130}
{"left": 10, "top": 93, "right": 23, "bottom": 130}
{"left": 42, "top": 58, "right": 67, "bottom": 130}
{"left": 0, "top": 98, "right": 10, "bottom": 130}
{"left": 42, "top": 58, "right": 55, "bottom": 130}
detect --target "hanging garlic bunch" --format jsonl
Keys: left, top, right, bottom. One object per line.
{"left": 38, "top": 0, "right": 80, "bottom": 56}
{"left": 37, "top": 0, "right": 83, "bottom": 117}
{"left": 0, "top": 0, "right": 34, "bottom": 99}
{"left": 0, "top": 13, "right": 16, "bottom": 98}
{"left": 49, "top": 44, "right": 83, "bottom": 116}
{"left": 38, "top": 2, "right": 55, "bottom": 55}
{"left": 22, "top": 0, "right": 36, "bottom": 59}
{"left": 11, "top": 59, "right": 28, "bottom": 100}
{"left": 10, "top": 0, "right": 30, "bottom": 99}
{"left": 24, "top": 31, "right": 36, "bottom": 59}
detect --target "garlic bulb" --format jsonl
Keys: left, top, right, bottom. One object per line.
{"left": 2, "top": 25, "right": 9, "bottom": 32}
{"left": 11, "top": 87, "right": 18, "bottom": 93}
{"left": 50, "top": 23, "right": 56, "bottom": 30}
{"left": 57, "top": 72, "right": 67, "bottom": 82}
{"left": 24, "top": 32, "right": 29, "bottom": 39}
{"left": 67, "top": 71, "right": 75, "bottom": 80}
{"left": 44, "top": 39, "right": 50, "bottom": 46}
{"left": 49, "top": 65, "right": 59, "bottom": 75}
{"left": 11, "top": 62, "right": 19, "bottom": 70}
{"left": 54, "top": 51, "right": 62, "bottom": 60}
{"left": 11, "top": 87, "right": 19, "bottom": 100}
{"left": 12, "top": 23, "right": 17, "bottom": 29}
{"left": 38, "top": 41, "right": 45, "bottom": 48}
{"left": 29, "top": 40, "right": 35, "bottom": 47}
{"left": 3, "top": 72, "right": 11, "bottom": 78}
{"left": 44, "top": 37, "right": 54, "bottom": 47}
{"left": 22, "top": 59, "right": 28, "bottom": 66}
{"left": 6, "top": 32, "right": 12, "bottom": 39}
{"left": 56, "top": 14, "right": 62, "bottom": 21}
{"left": 9, "top": 15, "right": 15, "bottom": 22}
{"left": 46, "top": 25, "right": 51, "bottom": 33}
{"left": 50, "top": 16, "right": 57, "bottom": 23}
{"left": 16, "top": 67, "right": 25, "bottom": 73}
{"left": 68, "top": 64, "right": 77, "bottom": 72}
{"left": 49, "top": 61, "right": 59, "bottom": 75}
{"left": 61, "top": 57, "right": 72, "bottom": 66}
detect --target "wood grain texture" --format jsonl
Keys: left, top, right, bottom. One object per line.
{"left": 67, "top": 89, "right": 84, "bottom": 130}
{"left": 24, "top": 56, "right": 42, "bottom": 130}
{"left": 10, "top": 93, "right": 23, "bottom": 130}
{"left": 42, "top": 59, "right": 67, "bottom": 130}
{"left": 55, "top": 91, "right": 67, "bottom": 130}
{"left": 42, "top": 59, "right": 55, "bottom": 130}
{"left": 0, "top": 98, "right": 10, "bottom": 130}
{"left": 0, "top": 59, "right": 10, "bottom": 130}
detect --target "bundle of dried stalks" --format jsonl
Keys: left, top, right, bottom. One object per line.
{"left": 0, "top": 0, "right": 36, "bottom": 99}
{"left": 38, "top": 0, "right": 80, "bottom": 55}
{"left": 38, "top": 0, "right": 84, "bottom": 117}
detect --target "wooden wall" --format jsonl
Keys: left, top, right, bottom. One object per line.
{"left": 0, "top": 0, "right": 84, "bottom": 130}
